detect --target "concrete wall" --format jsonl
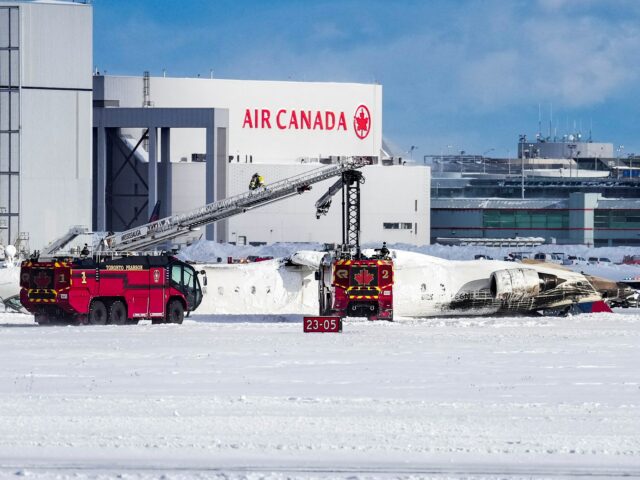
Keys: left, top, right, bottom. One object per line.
{"left": 21, "top": 89, "right": 92, "bottom": 248}
{"left": 169, "top": 161, "right": 206, "bottom": 215}
{"left": 224, "top": 164, "right": 430, "bottom": 246}
{"left": 2, "top": 2, "right": 92, "bottom": 250}
{"left": 21, "top": 3, "right": 92, "bottom": 90}
{"left": 95, "top": 75, "right": 382, "bottom": 164}
{"left": 569, "top": 192, "right": 599, "bottom": 246}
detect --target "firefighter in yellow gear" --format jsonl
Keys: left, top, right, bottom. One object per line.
{"left": 249, "top": 173, "right": 265, "bottom": 190}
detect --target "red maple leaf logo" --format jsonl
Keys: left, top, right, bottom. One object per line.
{"left": 33, "top": 271, "right": 51, "bottom": 289}
{"left": 353, "top": 105, "right": 371, "bottom": 140}
{"left": 354, "top": 268, "right": 374, "bottom": 285}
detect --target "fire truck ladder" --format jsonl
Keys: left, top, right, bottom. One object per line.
{"left": 315, "top": 169, "right": 364, "bottom": 259}
{"left": 42, "top": 226, "right": 90, "bottom": 256}
{"left": 97, "top": 157, "right": 370, "bottom": 252}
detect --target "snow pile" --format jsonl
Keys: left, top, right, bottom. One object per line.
{"left": 183, "top": 240, "right": 640, "bottom": 283}
{"left": 180, "top": 241, "right": 325, "bottom": 263}
{"left": 182, "top": 239, "right": 640, "bottom": 265}
{"left": 387, "top": 242, "right": 640, "bottom": 264}
{"left": 0, "top": 262, "right": 19, "bottom": 303}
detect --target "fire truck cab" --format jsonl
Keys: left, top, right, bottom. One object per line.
{"left": 318, "top": 250, "right": 394, "bottom": 321}
{"left": 20, "top": 255, "right": 204, "bottom": 325}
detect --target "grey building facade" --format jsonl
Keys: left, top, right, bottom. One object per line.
{"left": 0, "top": 1, "right": 92, "bottom": 251}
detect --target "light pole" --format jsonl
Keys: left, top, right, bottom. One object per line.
{"left": 482, "top": 148, "right": 495, "bottom": 174}
{"left": 567, "top": 143, "right": 576, "bottom": 178}
{"left": 521, "top": 147, "right": 530, "bottom": 199}
{"left": 518, "top": 134, "right": 527, "bottom": 199}
{"left": 616, "top": 145, "right": 624, "bottom": 178}
{"left": 507, "top": 149, "right": 511, "bottom": 175}
{"left": 409, "top": 145, "right": 418, "bottom": 162}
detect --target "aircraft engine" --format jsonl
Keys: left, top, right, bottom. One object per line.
{"left": 490, "top": 268, "right": 559, "bottom": 301}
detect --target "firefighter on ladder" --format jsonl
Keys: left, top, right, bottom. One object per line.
{"left": 249, "top": 172, "right": 264, "bottom": 191}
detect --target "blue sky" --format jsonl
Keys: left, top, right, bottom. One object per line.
{"left": 93, "top": 0, "right": 640, "bottom": 159}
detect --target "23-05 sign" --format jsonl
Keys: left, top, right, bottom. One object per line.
{"left": 303, "top": 316, "right": 342, "bottom": 333}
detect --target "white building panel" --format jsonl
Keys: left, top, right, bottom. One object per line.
{"left": 224, "top": 164, "right": 430, "bottom": 246}
{"left": 170, "top": 161, "right": 206, "bottom": 215}
{"left": 0, "top": 1, "right": 94, "bottom": 250}
{"left": 19, "top": 2, "right": 92, "bottom": 89}
{"left": 96, "top": 76, "right": 382, "bottom": 164}
{"left": 20, "top": 88, "right": 92, "bottom": 249}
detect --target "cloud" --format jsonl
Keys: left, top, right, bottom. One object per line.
{"left": 209, "top": 1, "right": 640, "bottom": 116}
{"left": 447, "top": 4, "right": 640, "bottom": 110}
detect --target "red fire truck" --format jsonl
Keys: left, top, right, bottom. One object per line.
{"left": 314, "top": 170, "right": 394, "bottom": 321}
{"left": 318, "top": 255, "right": 394, "bottom": 321}
{"left": 19, "top": 255, "right": 204, "bottom": 325}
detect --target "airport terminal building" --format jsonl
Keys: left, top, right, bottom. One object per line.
{"left": 429, "top": 136, "right": 640, "bottom": 246}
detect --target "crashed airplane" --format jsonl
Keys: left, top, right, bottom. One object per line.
{"left": 196, "top": 249, "right": 634, "bottom": 318}
{"left": 1, "top": 248, "right": 633, "bottom": 319}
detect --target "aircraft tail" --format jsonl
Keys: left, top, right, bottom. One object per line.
{"left": 148, "top": 201, "right": 161, "bottom": 223}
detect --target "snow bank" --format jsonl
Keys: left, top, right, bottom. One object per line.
{"left": 182, "top": 239, "right": 640, "bottom": 265}
{"left": 0, "top": 263, "right": 19, "bottom": 302}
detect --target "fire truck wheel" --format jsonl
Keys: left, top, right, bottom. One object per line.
{"left": 109, "top": 300, "right": 127, "bottom": 325}
{"left": 166, "top": 299, "right": 184, "bottom": 324}
{"left": 88, "top": 300, "right": 108, "bottom": 325}
{"left": 34, "top": 313, "right": 49, "bottom": 325}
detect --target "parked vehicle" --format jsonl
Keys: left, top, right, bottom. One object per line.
{"left": 588, "top": 257, "right": 613, "bottom": 265}
{"left": 505, "top": 251, "right": 533, "bottom": 262}
{"left": 533, "top": 252, "right": 564, "bottom": 264}
{"left": 563, "top": 255, "right": 587, "bottom": 266}
{"left": 623, "top": 255, "right": 640, "bottom": 265}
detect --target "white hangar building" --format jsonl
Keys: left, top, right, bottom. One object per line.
{"left": 94, "top": 75, "right": 430, "bottom": 246}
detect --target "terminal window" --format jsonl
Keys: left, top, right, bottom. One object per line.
{"left": 383, "top": 222, "right": 412, "bottom": 230}
{"left": 483, "top": 210, "right": 569, "bottom": 229}
{"left": 595, "top": 210, "right": 640, "bottom": 229}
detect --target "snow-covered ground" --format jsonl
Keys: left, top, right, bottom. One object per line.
{"left": 1, "top": 310, "right": 639, "bottom": 478}
{"left": 2, "top": 242, "right": 640, "bottom": 477}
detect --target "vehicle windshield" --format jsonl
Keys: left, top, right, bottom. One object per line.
{"left": 170, "top": 263, "right": 203, "bottom": 311}
{"left": 193, "top": 268, "right": 203, "bottom": 309}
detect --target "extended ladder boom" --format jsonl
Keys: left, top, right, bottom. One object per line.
{"left": 100, "top": 157, "right": 370, "bottom": 252}
{"left": 42, "top": 226, "right": 89, "bottom": 256}
{"left": 314, "top": 169, "right": 364, "bottom": 258}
